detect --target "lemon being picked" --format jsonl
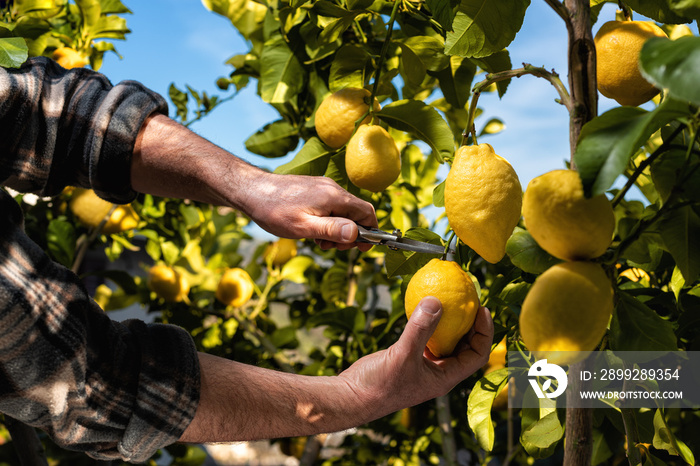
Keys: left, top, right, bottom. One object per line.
{"left": 315, "top": 87, "right": 381, "bottom": 149}
{"left": 216, "top": 268, "right": 255, "bottom": 307}
{"left": 69, "top": 188, "right": 114, "bottom": 228}
{"left": 594, "top": 20, "right": 668, "bottom": 106}
{"left": 523, "top": 169, "right": 615, "bottom": 261}
{"left": 444, "top": 144, "right": 522, "bottom": 264}
{"left": 404, "top": 259, "right": 480, "bottom": 358}
{"left": 345, "top": 124, "right": 401, "bottom": 193}
{"left": 519, "top": 261, "right": 614, "bottom": 366}
{"left": 52, "top": 47, "right": 89, "bottom": 69}
{"left": 147, "top": 264, "right": 190, "bottom": 303}
{"left": 264, "top": 238, "right": 298, "bottom": 267}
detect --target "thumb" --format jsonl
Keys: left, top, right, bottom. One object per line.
{"left": 399, "top": 296, "right": 443, "bottom": 355}
{"left": 308, "top": 217, "right": 358, "bottom": 244}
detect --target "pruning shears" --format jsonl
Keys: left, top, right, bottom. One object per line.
{"left": 355, "top": 224, "right": 455, "bottom": 258}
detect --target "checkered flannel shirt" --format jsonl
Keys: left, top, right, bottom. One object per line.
{"left": 0, "top": 57, "right": 200, "bottom": 462}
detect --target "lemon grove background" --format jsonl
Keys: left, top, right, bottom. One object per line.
{"left": 2, "top": 1, "right": 700, "bottom": 466}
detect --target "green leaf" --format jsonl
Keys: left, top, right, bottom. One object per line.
{"left": 401, "top": 36, "right": 449, "bottom": 73}
{"left": 653, "top": 409, "right": 696, "bottom": 464}
{"left": 521, "top": 411, "right": 564, "bottom": 456}
{"left": 624, "top": 0, "right": 694, "bottom": 23}
{"left": 245, "top": 120, "right": 299, "bottom": 158}
{"left": 280, "top": 255, "right": 316, "bottom": 284}
{"left": 433, "top": 55, "right": 476, "bottom": 109}
{"left": 467, "top": 368, "right": 508, "bottom": 451}
{"left": 274, "top": 137, "right": 333, "bottom": 176}
{"left": 574, "top": 98, "right": 690, "bottom": 198}
{"left": 610, "top": 292, "right": 677, "bottom": 353}
{"left": 471, "top": 50, "right": 512, "bottom": 97}
{"left": 505, "top": 228, "right": 562, "bottom": 275}
{"left": 378, "top": 100, "right": 454, "bottom": 163}
{"left": 658, "top": 205, "right": 700, "bottom": 283}
{"left": 99, "top": 0, "right": 132, "bottom": 14}
{"left": 47, "top": 218, "right": 76, "bottom": 268}
{"left": 591, "top": 429, "right": 614, "bottom": 466}
{"left": 426, "top": 0, "right": 459, "bottom": 32}
{"left": 433, "top": 179, "right": 446, "bottom": 208}
{"left": 668, "top": 0, "right": 700, "bottom": 19}
{"left": 329, "top": 44, "right": 372, "bottom": 91}
{"left": 444, "top": 0, "right": 530, "bottom": 58}
{"left": 640, "top": 36, "right": 700, "bottom": 106}
{"left": 0, "top": 37, "right": 28, "bottom": 68}
{"left": 260, "top": 35, "right": 305, "bottom": 104}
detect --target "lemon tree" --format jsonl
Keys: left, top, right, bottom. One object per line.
{"left": 4, "top": 0, "right": 700, "bottom": 465}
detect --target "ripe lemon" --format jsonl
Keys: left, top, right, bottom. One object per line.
{"left": 315, "top": 87, "right": 380, "bottom": 149}
{"left": 404, "top": 259, "right": 480, "bottom": 358}
{"left": 483, "top": 337, "right": 507, "bottom": 374}
{"left": 103, "top": 205, "right": 140, "bottom": 234}
{"left": 52, "top": 47, "right": 89, "bottom": 69}
{"left": 147, "top": 264, "right": 190, "bottom": 303}
{"left": 594, "top": 20, "right": 668, "bottom": 106}
{"left": 69, "top": 188, "right": 113, "bottom": 228}
{"left": 264, "top": 238, "right": 298, "bottom": 267}
{"left": 444, "top": 144, "right": 522, "bottom": 264}
{"left": 519, "top": 261, "right": 614, "bottom": 366}
{"left": 522, "top": 169, "right": 615, "bottom": 261}
{"left": 216, "top": 268, "right": 255, "bottom": 307}
{"left": 345, "top": 124, "right": 401, "bottom": 192}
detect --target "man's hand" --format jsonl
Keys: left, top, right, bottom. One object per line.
{"left": 242, "top": 173, "right": 377, "bottom": 251}
{"left": 338, "top": 297, "right": 494, "bottom": 422}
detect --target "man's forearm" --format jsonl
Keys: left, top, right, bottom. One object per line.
{"left": 178, "top": 352, "right": 371, "bottom": 443}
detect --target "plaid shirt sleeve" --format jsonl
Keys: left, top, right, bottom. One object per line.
{"left": 0, "top": 58, "right": 200, "bottom": 462}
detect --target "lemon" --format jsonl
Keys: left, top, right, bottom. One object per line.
{"left": 52, "top": 47, "right": 89, "bottom": 69}
{"left": 522, "top": 169, "right": 615, "bottom": 261}
{"left": 264, "top": 238, "right": 298, "bottom": 267}
{"left": 519, "top": 261, "right": 614, "bottom": 366}
{"left": 594, "top": 20, "right": 668, "bottom": 106}
{"left": 404, "top": 259, "right": 480, "bottom": 358}
{"left": 147, "top": 264, "right": 190, "bottom": 303}
{"left": 345, "top": 124, "right": 401, "bottom": 193}
{"left": 444, "top": 144, "right": 522, "bottom": 264}
{"left": 103, "top": 205, "right": 140, "bottom": 234}
{"left": 315, "top": 87, "right": 380, "bottom": 149}
{"left": 69, "top": 188, "right": 114, "bottom": 228}
{"left": 216, "top": 268, "right": 255, "bottom": 307}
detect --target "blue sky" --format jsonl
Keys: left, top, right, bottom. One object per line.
{"left": 97, "top": 1, "right": 692, "bottom": 238}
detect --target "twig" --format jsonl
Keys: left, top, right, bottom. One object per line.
{"left": 435, "top": 395, "right": 458, "bottom": 466}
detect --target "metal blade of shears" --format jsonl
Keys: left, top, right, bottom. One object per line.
{"left": 355, "top": 224, "right": 455, "bottom": 257}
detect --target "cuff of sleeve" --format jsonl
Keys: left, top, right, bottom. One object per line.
{"left": 115, "top": 321, "right": 201, "bottom": 463}
{"left": 88, "top": 81, "right": 167, "bottom": 204}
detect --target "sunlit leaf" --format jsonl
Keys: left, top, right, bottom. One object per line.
{"left": 245, "top": 120, "right": 299, "bottom": 158}
{"left": 426, "top": 0, "right": 459, "bottom": 32}
{"left": 275, "top": 137, "right": 334, "bottom": 176}
{"left": 260, "top": 35, "right": 305, "bottom": 104}
{"left": 521, "top": 411, "right": 564, "bottom": 457}
{"left": 433, "top": 55, "right": 476, "bottom": 109}
{"left": 445, "top": 0, "right": 529, "bottom": 58}
{"left": 624, "top": 0, "right": 694, "bottom": 23}
{"left": 378, "top": 100, "right": 455, "bottom": 163}
{"left": 506, "top": 228, "right": 562, "bottom": 275}
{"left": 467, "top": 368, "right": 507, "bottom": 451}
{"left": 653, "top": 409, "right": 696, "bottom": 464}
{"left": 0, "top": 37, "right": 28, "bottom": 68}
{"left": 47, "top": 218, "right": 76, "bottom": 268}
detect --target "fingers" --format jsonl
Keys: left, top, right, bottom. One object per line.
{"left": 396, "top": 297, "right": 443, "bottom": 356}
{"left": 441, "top": 307, "right": 494, "bottom": 380}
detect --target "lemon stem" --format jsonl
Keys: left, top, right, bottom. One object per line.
{"left": 462, "top": 91, "right": 480, "bottom": 146}
{"left": 443, "top": 230, "right": 456, "bottom": 260}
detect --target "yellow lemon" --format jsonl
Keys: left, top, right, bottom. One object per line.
{"left": 103, "top": 205, "right": 140, "bottom": 234}
{"left": 345, "top": 124, "right": 401, "bottom": 193}
{"left": 519, "top": 261, "right": 614, "bottom": 366}
{"left": 264, "top": 238, "right": 298, "bottom": 267}
{"left": 522, "top": 169, "right": 615, "bottom": 261}
{"left": 147, "top": 264, "right": 190, "bottom": 303}
{"left": 52, "top": 47, "right": 89, "bottom": 69}
{"left": 69, "top": 188, "right": 114, "bottom": 228}
{"left": 618, "top": 266, "right": 650, "bottom": 283}
{"left": 444, "top": 144, "right": 522, "bottom": 264}
{"left": 404, "top": 259, "right": 480, "bottom": 358}
{"left": 315, "top": 87, "right": 381, "bottom": 149}
{"left": 594, "top": 20, "right": 668, "bottom": 106}
{"left": 216, "top": 268, "right": 255, "bottom": 307}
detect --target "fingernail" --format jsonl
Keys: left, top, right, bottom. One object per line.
{"left": 340, "top": 224, "right": 355, "bottom": 242}
{"left": 419, "top": 296, "right": 441, "bottom": 315}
